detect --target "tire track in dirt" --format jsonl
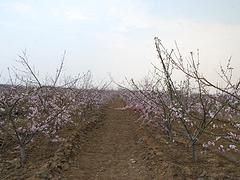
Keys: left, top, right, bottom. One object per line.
{"left": 61, "top": 100, "right": 153, "bottom": 180}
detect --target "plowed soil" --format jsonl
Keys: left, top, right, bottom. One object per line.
{"left": 1, "top": 99, "right": 239, "bottom": 179}
{"left": 60, "top": 100, "right": 154, "bottom": 180}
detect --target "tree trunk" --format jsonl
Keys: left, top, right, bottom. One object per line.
{"left": 165, "top": 121, "right": 173, "bottom": 142}
{"left": 192, "top": 142, "right": 197, "bottom": 162}
{"left": 20, "top": 145, "right": 26, "bottom": 166}
{"left": 167, "top": 126, "right": 173, "bottom": 142}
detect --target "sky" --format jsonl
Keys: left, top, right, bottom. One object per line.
{"left": 0, "top": 0, "right": 240, "bottom": 85}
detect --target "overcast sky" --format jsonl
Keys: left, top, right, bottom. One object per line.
{"left": 0, "top": 0, "right": 240, "bottom": 84}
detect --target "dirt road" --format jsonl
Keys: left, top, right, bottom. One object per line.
{"left": 61, "top": 100, "right": 154, "bottom": 180}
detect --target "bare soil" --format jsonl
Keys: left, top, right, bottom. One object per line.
{"left": 1, "top": 98, "right": 240, "bottom": 179}
{"left": 60, "top": 99, "right": 154, "bottom": 180}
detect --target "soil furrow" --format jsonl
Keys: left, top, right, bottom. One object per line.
{"left": 61, "top": 101, "right": 152, "bottom": 180}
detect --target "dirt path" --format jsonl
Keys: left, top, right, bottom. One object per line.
{"left": 61, "top": 100, "right": 153, "bottom": 180}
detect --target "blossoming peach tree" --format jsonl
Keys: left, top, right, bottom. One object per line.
{"left": 121, "top": 38, "right": 240, "bottom": 162}
{"left": 0, "top": 52, "right": 110, "bottom": 166}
